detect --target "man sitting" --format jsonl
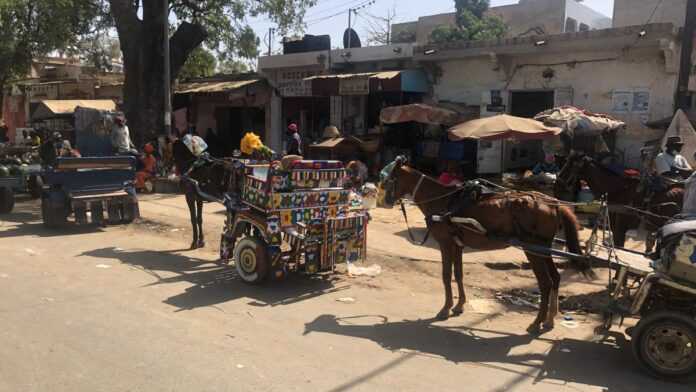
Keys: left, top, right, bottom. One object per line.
{"left": 438, "top": 162, "right": 464, "bottom": 187}
{"left": 655, "top": 136, "right": 692, "bottom": 179}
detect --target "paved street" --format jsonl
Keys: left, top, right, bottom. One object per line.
{"left": 0, "top": 196, "right": 693, "bottom": 391}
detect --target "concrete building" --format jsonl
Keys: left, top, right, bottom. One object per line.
{"left": 391, "top": 0, "right": 612, "bottom": 45}
{"left": 258, "top": 43, "right": 426, "bottom": 152}
{"left": 417, "top": 23, "right": 684, "bottom": 171}
{"left": 174, "top": 75, "right": 272, "bottom": 156}
{"left": 613, "top": 0, "right": 688, "bottom": 28}
{"left": 2, "top": 58, "right": 124, "bottom": 143}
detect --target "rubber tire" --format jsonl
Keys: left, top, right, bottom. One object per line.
{"left": 91, "top": 202, "right": 105, "bottom": 225}
{"left": 233, "top": 237, "right": 270, "bottom": 284}
{"left": 121, "top": 199, "right": 138, "bottom": 224}
{"left": 41, "top": 196, "right": 68, "bottom": 228}
{"left": 107, "top": 202, "right": 123, "bottom": 224}
{"left": 28, "top": 175, "right": 43, "bottom": 199}
{"left": 0, "top": 187, "right": 14, "bottom": 214}
{"left": 632, "top": 310, "right": 696, "bottom": 380}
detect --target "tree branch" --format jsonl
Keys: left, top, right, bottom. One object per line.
{"left": 169, "top": 21, "right": 208, "bottom": 80}
{"left": 109, "top": 0, "right": 143, "bottom": 53}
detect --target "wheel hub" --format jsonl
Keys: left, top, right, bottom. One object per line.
{"left": 239, "top": 248, "right": 257, "bottom": 273}
{"left": 645, "top": 325, "right": 696, "bottom": 372}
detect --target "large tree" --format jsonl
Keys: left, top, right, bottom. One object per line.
{"left": 108, "top": 0, "right": 315, "bottom": 144}
{"left": 0, "top": 0, "right": 102, "bottom": 105}
{"left": 430, "top": 0, "right": 506, "bottom": 43}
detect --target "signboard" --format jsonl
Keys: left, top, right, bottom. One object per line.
{"left": 278, "top": 69, "right": 321, "bottom": 97}
{"left": 612, "top": 88, "right": 651, "bottom": 114}
{"left": 339, "top": 77, "right": 369, "bottom": 95}
{"left": 611, "top": 90, "right": 632, "bottom": 113}
{"left": 632, "top": 89, "right": 650, "bottom": 113}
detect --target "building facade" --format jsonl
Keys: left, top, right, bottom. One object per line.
{"left": 391, "top": 0, "right": 612, "bottom": 45}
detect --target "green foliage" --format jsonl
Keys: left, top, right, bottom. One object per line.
{"left": 169, "top": 0, "right": 317, "bottom": 63}
{"left": 178, "top": 47, "right": 217, "bottom": 80}
{"left": 217, "top": 58, "right": 250, "bottom": 74}
{"left": 430, "top": 0, "right": 506, "bottom": 43}
{"left": 0, "top": 0, "right": 104, "bottom": 82}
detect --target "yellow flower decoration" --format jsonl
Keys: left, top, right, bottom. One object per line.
{"left": 240, "top": 132, "right": 263, "bottom": 155}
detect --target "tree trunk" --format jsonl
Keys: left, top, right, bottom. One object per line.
{"left": 110, "top": 0, "right": 206, "bottom": 146}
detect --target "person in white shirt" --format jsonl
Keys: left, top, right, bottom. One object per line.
{"left": 111, "top": 116, "right": 138, "bottom": 155}
{"left": 655, "top": 136, "right": 692, "bottom": 178}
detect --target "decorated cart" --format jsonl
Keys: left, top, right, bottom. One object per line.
{"left": 219, "top": 159, "right": 369, "bottom": 283}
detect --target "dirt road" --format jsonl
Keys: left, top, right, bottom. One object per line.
{"left": 0, "top": 196, "right": 691, "bottom": 391}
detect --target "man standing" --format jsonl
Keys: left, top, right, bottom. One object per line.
{"left": 655, "top": 136, "right": 692, "bottom": 178}
{"left": 111, "top": 115, "right": 138, "bottom": 155}
{"left": 286, "top": 123, "right": 302, "bottom": 156}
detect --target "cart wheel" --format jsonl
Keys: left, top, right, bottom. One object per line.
{"left": 28, "top": 175, "right": 43, "bottom": 199}
{"left": 121, "top": 200, "right": 138, "bottom": 224}
{"left": 41, "top": 196, "right": 67, "bottom": 228}
{"left": 0, "top": 187, "right": 14, "bottom": 214}
{"left": 74, "top": 204, "right": 88, "bottom": 225}
{"left": 91, "top": 202, "right": 105, "bottom": 225}
{"left": 233, "top": 237, "right": 269, "bottom": 284}
{"left": 632, "top": 310, "right": 696, "bottom": 380}
{"left": 108, "top": 202, "right": 123, "bottom": 224}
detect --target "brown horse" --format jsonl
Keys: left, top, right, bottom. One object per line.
{"left": 381, "top": 157, "right": 592, "bottom": 334}
{"left": 555, "top": 152, "right": 683, "bottom": 248}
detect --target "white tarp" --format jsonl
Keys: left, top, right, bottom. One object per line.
{"left": 659, "top": 109, "right": 696, "bottom": 168}
{"left": 534, "top": 106, "right": 625, "bottom": 136}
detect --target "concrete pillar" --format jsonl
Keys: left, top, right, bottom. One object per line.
{"left": 268, "top": 92, "right": 283, "bottom": 152}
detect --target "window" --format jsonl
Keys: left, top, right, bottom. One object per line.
{"left": 565, "top": 17, "right": 578, "bottom": 33}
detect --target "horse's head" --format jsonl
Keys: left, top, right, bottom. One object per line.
{"left": 554, "top": 150, "right": 593, "bottom": 200}
{"left": 379, "top": 155, "right": 412, "bottom": 208}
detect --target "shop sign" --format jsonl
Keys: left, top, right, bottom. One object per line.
{"left": 339, "top": 76, "right": 369, "bottom": 95}
{"left": 278, "top": 70, "right": 320, "bottom": 97}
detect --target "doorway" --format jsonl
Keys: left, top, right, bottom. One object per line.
{"left": 505, "top": 90, "right": 555, "bottom": 170}
{"left": 215, "top": 107, "right": 265, "bottom": 156}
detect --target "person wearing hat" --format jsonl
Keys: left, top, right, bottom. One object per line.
{"left": 655, "top": 136, "right": 692, "bottom": 178}
{"left": 111, "top": 115, "right": 138, "bottom": 156}
{"left": 286, "top": 123, "right": 302, "bottom": 156}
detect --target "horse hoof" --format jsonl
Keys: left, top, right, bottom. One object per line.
{"left": 190, "top": 242, "right": 197, "bottom": 250}
{"left": 452, "top": 307, "right": 464, "bottom": 316}
{"left": 197, "top": 240, "right": 206, "bottom": 249}
{"left": 526, "top": 323, "right": 542, "bottom": 335}
{"left": 542, "top": 321, "right": 555, "bottom": 331}
{"left": 436, "top": 310, "right": 450, "bottom": 321}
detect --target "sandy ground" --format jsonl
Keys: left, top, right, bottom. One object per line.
{"left": 0, "top": 194, "right": 693, "bottom": 391}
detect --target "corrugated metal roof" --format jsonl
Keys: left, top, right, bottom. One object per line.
{"left": 33, "top": 99, "right": 116, "bottom": 119}
{"left": 304, "top": 71, "right": 402, "bottom": 81}
{"left": 177, "top": 79, "right": 259, "bottom": 94}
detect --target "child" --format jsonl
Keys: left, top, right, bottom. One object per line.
{"left": 136, "top": 143, "right": 157, "bottom": 192}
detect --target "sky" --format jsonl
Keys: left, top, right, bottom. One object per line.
{"left": 250, "top": 0, "right": 615, "bottom": 54}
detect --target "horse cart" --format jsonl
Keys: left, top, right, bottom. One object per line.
{"left": 218, "top": 160, "right": 368, "bottom": 283}
{"left": 41, "top": 156, "right": 139, "bottom": 228}
{"left": 504, "top": 205, "right": 696, "bottom": 380}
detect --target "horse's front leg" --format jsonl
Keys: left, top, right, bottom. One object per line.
{"left": 186, "top": 193, "right": 198, "bottom": 249}
{"left": 436, "top": 243, "right": 454, "bottom": 320}
{"left": 196, "top": 199, "right": 205, "bottom": 248}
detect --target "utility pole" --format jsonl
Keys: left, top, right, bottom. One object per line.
{"left": 676, "top": 0, "right": 696, "bottom": 111}
{"left": 268, "top": 27, "right": 275, "bottom": 56}
{"left": 347, "top": 8, "right": 353, "bottom": 48}
{"left": 163, "top": 0, "right": 172, "bottom": 136}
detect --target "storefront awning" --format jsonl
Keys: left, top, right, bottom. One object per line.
{"left": 305, "top": 69, "right": 428, "bottom": 96}
{"left": 32, "top": 99, "right": 116, "bottom": 120}
{"left": 176, "top": 79, "right": 260, "bottom": 94}
{"left": 380, "top": 104, "right": 460, "bottom": 126}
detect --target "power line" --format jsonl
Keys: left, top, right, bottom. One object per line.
{"left": 305, "top": 0, "right": 375, "bottom": 26}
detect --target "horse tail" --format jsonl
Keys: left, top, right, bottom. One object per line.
{"left": 558, "top": 206, "right": 593, "bottom": 276}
